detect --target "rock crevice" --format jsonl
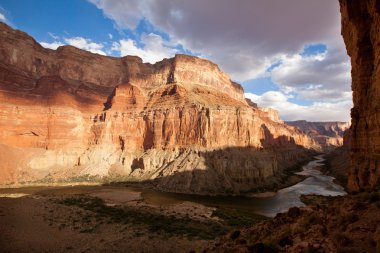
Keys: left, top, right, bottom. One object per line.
{"left": 340, "top": 0, "right": 380, "bottom": 192}
{"left": 0, "top": 22, "right": 317, "bottom": 194}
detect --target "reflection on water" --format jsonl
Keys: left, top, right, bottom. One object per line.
{"left": 137, "top": 155, "right": 346, "bottom": 217}
{"left": 257, "top": 155, "right": 346, "bottom": 217}
{"left": 0, "top": 155, "right": 346, "bottom": 217}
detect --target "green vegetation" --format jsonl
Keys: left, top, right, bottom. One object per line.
{"left": 300, "top": 194, "right": 336, "bottom": 207}
{"left": 58, "top": 196, "right": 265, "bottom": 240}
{"left": 33, "top": 173, "right": 139, "bottom": 185}
{"left": 338, "top": 212, "right": 359, "bottom": 231}
{"left": 211, "top": 207, "right": 266, "bottom": 227}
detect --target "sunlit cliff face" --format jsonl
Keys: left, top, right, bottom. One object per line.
{"left": 0, "top": 23, "right": 318, "bottom": 193}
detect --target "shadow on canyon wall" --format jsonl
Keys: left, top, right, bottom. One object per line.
{"left": 0, "top": 73, "right": 112, "bottom": 106}
{"left": 111, "top": 131, "right": 317, "bottom": 195}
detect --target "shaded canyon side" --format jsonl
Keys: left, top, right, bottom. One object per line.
{"left": 0, "top": 22, "right": 318, "bottom": 194}
{"left": 340, "top": 0, "right": 380, "bottom": 192}
{"left": 286, "top": 121, "right": 350, "bottom": 151}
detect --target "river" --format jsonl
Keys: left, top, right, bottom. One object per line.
{"left": 129, "top": 155, "right": 346, "bottom": 217}
{"left": 0, "top": 155, "right": 346, "bottom": 218}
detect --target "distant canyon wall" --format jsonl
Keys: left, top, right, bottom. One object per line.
{"left": 340, "top": 0, "right": 380, "bottom": 192}
{"left": 286, "top": 121, "right": 350, "bottom": 151}
{"left": 0, "top": 23, "right": 317, "bottom": 194}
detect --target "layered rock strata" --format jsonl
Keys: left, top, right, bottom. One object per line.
{"left": 286, "top": 121, "right": 350, "bottom": 151}
{"left": 0, "top": 22, "right": 317, "bottom": 194}
{"left": 340, "top": 0, "right": 380, "bottom": 192}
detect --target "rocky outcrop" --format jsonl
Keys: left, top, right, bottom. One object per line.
{"left": 340, "top": 0, "right": 380, "bottom": 192}
{"left": 321, "top": 129, "right": 351, "bottom": 188}
{"left": 0, "top": 22, "right": 317, "bottom": 194}
{"left": 208, "top": 190, "right": 380, "bottom": 252}
{"left": 286, "top": 121, "right": 350, "bottom": 151}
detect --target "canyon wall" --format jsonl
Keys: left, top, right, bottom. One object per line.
{"left": 286, "top": 121, "right": 350, "bottom": 151}
{"left": 340, "top": 0, "right": 380, "bottom": 192}
{"left": 0, "top": 22, "right": 317, "bottom": 194}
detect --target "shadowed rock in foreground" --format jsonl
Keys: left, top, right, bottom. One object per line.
{"left": 207, "top": 190, "right": 380, "bottom": 252}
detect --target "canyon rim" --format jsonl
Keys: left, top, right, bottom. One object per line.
{"left": 1, "top": 0, "right": 380, "bottom": 252}
{"left": 0, "top": 22, "right": 322, "bottom": 195}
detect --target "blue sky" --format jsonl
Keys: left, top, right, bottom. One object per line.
{"left": 1, "top": 0, "right": 118, "bottom": 43}
{"left": 0, "top": 0, "right": 352, "bottom": 121}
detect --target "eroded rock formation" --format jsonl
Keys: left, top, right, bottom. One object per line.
{"left": 340, "top": 0, "right": 380, "bottom": 192}
{"left": 286, "top": 121, "right": 350, "bottom": 151}
{"left": 0, "top": 22, "right": 317, "bottom": 194}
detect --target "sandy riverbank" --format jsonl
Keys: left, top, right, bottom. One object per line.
{"left": 0, "top": 186, "right": 264, "bottom": 253}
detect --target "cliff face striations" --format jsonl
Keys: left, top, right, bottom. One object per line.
{"left": 286, "top": 121, "right": 350, "bottom": 151}
{"left": 340, "top": 0, "right": 380, "bottom": 192}
{"left": 0, "top": 22, "right": 317, "bottom": 194}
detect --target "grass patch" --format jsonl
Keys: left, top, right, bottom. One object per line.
{"left": 58, "top": 196, "right": 237, "bottom": 240}
{"left": 211, "top": 207, "right": 266, "bottom": 228}
{"left": 300, "top": 194, "right": 336, "bottom": 209}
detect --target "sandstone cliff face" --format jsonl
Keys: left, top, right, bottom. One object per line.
{"left": 0, "top": 23, "right": 317, "bottom": 194}
{"left": 286, "top": 121, "right": 350, "bottom": 151}
{"left": 340, "top": 0, "right": 380, "bottom": 192}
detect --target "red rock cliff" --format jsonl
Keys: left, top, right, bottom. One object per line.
{"left": 340, "top": 0, "right": 380, "bottom": 192}
{"left": 286, "top": 121, "right": 350, "bottom": 151}
{"left": 0, "top": 22, "right": 317, "bottom": 194}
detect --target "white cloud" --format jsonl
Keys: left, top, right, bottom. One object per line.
{"left": 111, "top": 33, "right": 177, "bottom": 63}
{"left": 64, "top": 37, "right": 106, "bottom": 55}
{"left": 89, "top": 0, "right": 152, "bottom": 30}
{"left": 108, "top": 33, "right": 113, "bottom": 39}
{"left": 0, "top": 13, "right": 6, "bottom": 22}
{"left": 47, "top": 32, "right": 59, "bottom": 40}
{"left": 88, "top": 0, "right": 346, "bottom": 82}
{"left": 245, "top": 91, "right": 352, "bottom": 122}
{"left": 270, "top": 44, "right": 351, "bottom": 100}
{"left": 41, "top": 0, "right": 352, "bottom": 121}
{"left": 40, "top": 41, "right": 64, "bottom": 50}
{"left": 40, "top": 37, "right": 106, "bottom": 55}
{"left": 88, "top": 0, "right": 352, "bottom": 122}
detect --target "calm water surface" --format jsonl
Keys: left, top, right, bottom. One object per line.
{"left": 135, "top": 155, "right": 346, "bottom": 217}
{"left": 0, "top": 155, "right": 346, "bottom": 217}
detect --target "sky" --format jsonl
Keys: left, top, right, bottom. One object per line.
{"left": 0, "top": 0, "right": 352, "bottom": 122}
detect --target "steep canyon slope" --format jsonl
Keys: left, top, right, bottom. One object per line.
{"left": 340, "top": 0, "right": 380, "bottom": 192}
{"left": 0, "top": 22, "right": 317, "bottom": 194}
{"left": 286, "top": 121, "right": 350, "bottom": 151}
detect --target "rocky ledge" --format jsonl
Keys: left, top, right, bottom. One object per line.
{"left": 286, "top": 121, "right": 350, "bottom": 151}
{"left": 0, "top": 22, "right": 318, "bottom": 194}
{"left": 207, "top": 190, "right": 380, "bottom": 252}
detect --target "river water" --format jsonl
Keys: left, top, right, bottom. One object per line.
{"left": 132, "top": 155, "right": 346, "bottom": 217}
{"left": 252, "top": 155, "right": 347, "bottom": 216}
{"left": 0, "top": 155, "right": 346, "bottom": 217}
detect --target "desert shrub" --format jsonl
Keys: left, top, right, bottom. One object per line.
{"left": 303, "top": 247, "right": 318, "bottom": 253}
{"left": 368, "top": 192, "right": 379, "bottom": 202}
{"left": 320, "top": 224, "right": 328, "bottom": 236}
{"left": 229, "top": 230, "right": 241, "bottom": 240}
{"left": 59, "top": 196, "right": 231, "bottom": 239}
{"left": 352, "top": 201, "right": 365, "bottom": 210}
{"left": 338, "top": 212, "right": 358, "bottom": 231}
{"left": 302, "top": 212, "right": 320, "bottom": 229}
{"left": 211, "top": 207, "right": 266, "bottom": 227}
{"left": 359, "top": 191, "right": 379, "bottom": 203}
{"left": 247, "top": 242, "right": 278, "bottom": 253}
{"left": 345, "top": 213, "right": 359, "bottom": 223}
{"left": 334, "top": 233, "right": 352, "bottom": 247}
